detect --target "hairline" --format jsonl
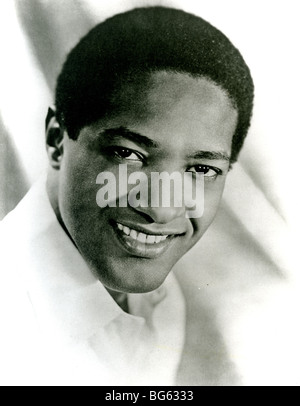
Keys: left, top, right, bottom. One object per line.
{"left": 66, "top": 68, "right": 238, "bottom": 136}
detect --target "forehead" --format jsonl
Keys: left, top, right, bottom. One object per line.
{"left": 89, "top": 71, "right": 238, "bottom": 155}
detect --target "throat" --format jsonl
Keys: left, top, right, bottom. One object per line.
{"left": 106, "top": 288, "right": 129, "bottom": 313}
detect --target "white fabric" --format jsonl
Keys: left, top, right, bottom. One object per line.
{"left": 0, "top": 178, "right": 186, "bottom": 386}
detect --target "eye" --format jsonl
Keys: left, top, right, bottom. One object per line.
{"left": 187, "top": 164, "right": 222, "bottom": 178}
{"left": 109, "top": 147, "right": 144, "bottom": 162}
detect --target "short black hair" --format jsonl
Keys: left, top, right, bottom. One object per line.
{"left": 55, "top": 6, "right": 254, "bottom": 163}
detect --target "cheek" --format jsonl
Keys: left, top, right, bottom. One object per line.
{"left": 191, "top": 179, "right": 226, "bottom": 237}
{"left": 57, "top": 149, "right": 101, "bottom": 231}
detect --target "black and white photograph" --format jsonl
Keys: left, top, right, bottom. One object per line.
{"left": 0, "top": 0, "right": 299, "bottom": 387}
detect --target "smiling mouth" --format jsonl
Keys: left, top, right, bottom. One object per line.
{"left": 112, "top": 221, "right": 180, "bottom": 258}
{"left": 117, "top": 223, "right": 169, "bottom": 244}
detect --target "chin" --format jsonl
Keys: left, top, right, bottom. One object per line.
{"left": 95, "top": 261, "right": 171, "bottom": 294}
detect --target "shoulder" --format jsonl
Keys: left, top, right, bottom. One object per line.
{"left": 0, "top": 192, "right": 37, "bottom": 312}
{"left": 0, "top": 192, "right": 32, "bottom": 275}
{"left": 0, "top": 193, "right": 48, "bottom": 384}
{"left": 0, "top": 185, "right": 45, "bottom": 347}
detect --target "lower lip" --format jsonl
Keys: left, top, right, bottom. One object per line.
{"left": 111, "top": 223, "right": 177, "bottom": 259}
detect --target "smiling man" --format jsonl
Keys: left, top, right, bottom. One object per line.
{"left": 0, "top": 7, "right": 254, "bottom": 385}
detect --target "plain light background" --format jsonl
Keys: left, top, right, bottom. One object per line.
{"left": 0, "top": 0, "right": 299, "bottom": 385}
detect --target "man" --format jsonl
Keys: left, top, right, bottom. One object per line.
{"left": 0, "top": 7, "right": 254, "bottom": 385}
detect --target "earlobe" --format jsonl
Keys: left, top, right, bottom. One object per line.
{"left": 46, "top": 106, "right": 64, "bottom": 170}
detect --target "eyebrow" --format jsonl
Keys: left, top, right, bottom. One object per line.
{"left": 100, "top": 126, "right": 230, "bottom": 161}
{"left": 187, "top": 150, "right": 231, "bottom": 162}
{"left": 99, "top": 126, "right": 159, "bottom": 148}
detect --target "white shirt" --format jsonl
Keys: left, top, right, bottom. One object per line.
{"left": 0, "top": 178, "right": 186, "bottom": 386}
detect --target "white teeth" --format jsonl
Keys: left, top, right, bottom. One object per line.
{"left": 116, "top": 223, "right": 169, "bottom": 244}
{"left": 130, "top": 229, "right": 138, "bottom": 240}
{"left": 146, "top": 235, "right": 156, "bottom": 244}
{"left": 137, "top": 232, "right": 147, "bottom": 243}
{"left": 123, "top": 226, "right": 130, "bottom": 236}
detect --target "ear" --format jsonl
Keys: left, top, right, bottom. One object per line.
{"left": 46, "top": 106, "right": 65, "bottom": 170}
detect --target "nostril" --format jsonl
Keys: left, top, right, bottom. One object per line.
{"left": 133, "top": 205, "right": 186, "bottom": 225}
{"left": 131, "top": 208, "right": 155, "bottom": 224}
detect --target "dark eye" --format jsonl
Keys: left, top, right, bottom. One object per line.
{"left": 187, "top": 165, "right": 221, "bottom": 178}
{"left": 111, "top": 147, "right": 143, "bottom": 162}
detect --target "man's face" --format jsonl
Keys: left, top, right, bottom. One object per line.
{"left": 56, "top": 72, "right": 238, "bottom": 293}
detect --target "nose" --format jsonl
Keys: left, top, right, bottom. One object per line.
{"left": 133, "top": 203, "right": 186, "bottom": 224}
{"left": 128, "top": 167, "right": 187, "bottom": 224}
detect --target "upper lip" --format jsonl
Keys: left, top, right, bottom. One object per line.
{"left": 112, "top": 220, "right": 186, "bottom": 236}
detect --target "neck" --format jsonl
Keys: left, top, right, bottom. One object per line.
{"left": 46, "top": 167, "right": 60, "bottom": 219}
{"left": 106, "top": 288, "right": 129, "bottom": 313}
{"left": 46, "top": 167, "right": 76, "bottom": 244}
